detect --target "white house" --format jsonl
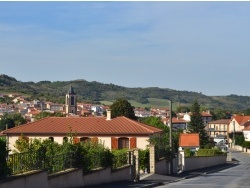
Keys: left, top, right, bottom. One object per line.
{"left": 243, "top": 123, "right": 250, "bottom": 141}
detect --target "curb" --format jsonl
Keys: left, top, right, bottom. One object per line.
{"left": 142, "top": 163, "right": 237, "bottom": 187}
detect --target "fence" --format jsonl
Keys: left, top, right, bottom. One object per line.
{"left": 7, "top": 151, "right": 77, "bottom": 175}
{"left": 6, "top": 150, "right": 132, "bottom": 176}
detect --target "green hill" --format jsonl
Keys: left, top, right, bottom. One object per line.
{"left": 0, "top": 74, "right": 250, "bottom": 111}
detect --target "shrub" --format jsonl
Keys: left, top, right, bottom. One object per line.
{"left": 184, "top": 148, "right": 195, "bottom": 157}
{"left": 111, "top": 149, "right": 128, "bottom": 169}
{"left": 0, "top": 138, "right": 10, "bottom": 177}
{"left": 139, "top": 149, "right": 149, "bottom": 173}
{"left": 242, "top": 141, "right": 250, "bottom": 148}
{"left": 196, "top": 148, "right": 224, "bottom": 156}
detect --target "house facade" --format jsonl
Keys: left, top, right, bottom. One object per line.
{"left": 207, "top": 119, "right": 230, "bottom": 139}
{"left": 2, "top": 113, "right": 163, "bottom": 152}
{"left": 243, "top": 124, "right": 250, "bottom": 141}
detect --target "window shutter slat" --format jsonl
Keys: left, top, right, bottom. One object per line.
{"left": 73, "top": 137, "right": 80, "bottom": 144}
{"left": 111, "top": 137, "right": 118, "bottom": 150}
{"left": 91, "top": 137, "right": 98, "bottom": 143}
{"left": 130, "top": 137, "right": 137, "bottom": 149}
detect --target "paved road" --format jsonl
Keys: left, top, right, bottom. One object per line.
{"left": 157, "top": 150, "right": 250, "bottom": 188}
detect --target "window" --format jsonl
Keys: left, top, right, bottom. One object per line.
{"left": 118, "top": 137, "right": 129, "bottom": 149}
{"left": 80, "top": 137, "right": 90, "bottom": 142}
{"left": 63, "top": 137, "right": 68, "bottom": 143}
{"left": 49, "top": 137, "right": 54, "bottom": 142}
{"left": 71, "top": 96, "right": 75, "bottom": 105}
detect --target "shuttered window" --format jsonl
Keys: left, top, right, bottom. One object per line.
{"left": 118, "top": 137, "right": 129, "bottom": 149}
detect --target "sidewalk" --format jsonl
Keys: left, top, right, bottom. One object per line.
{"left": 85, "top": 161, "right": 237, "bottom": 188}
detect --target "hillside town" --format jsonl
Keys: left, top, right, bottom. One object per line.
{"left": 1, "top": 86, "right": 250, "bottom": 149}
{"left": 1, "top": 86, "right": 250, "bottom": 188}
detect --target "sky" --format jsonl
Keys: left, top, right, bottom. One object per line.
{"left": 1, "top": 1, "right": 250, "bottom": 96}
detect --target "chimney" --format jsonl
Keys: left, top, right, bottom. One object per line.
{"left": 106, "top": 109, "right": 111, "bottom": 120}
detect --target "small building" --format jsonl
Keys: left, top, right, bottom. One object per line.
{"left": 179, "top": 133, "right": 200, "bottom": 151}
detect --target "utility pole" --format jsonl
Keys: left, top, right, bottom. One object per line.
{"left": 169, "top": 100, "right": 173, "bottom": 174}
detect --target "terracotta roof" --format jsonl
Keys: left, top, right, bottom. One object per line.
{"left": 3, "top": 116, "right": 163, "bottom": 136}
{"left": 208, "top": 119, "right": 230, "bottom": 124}
{"left": 201, "top": 112, "right": 212, "bottom": 117}
{"left": 243, "top": 123, "right": 250, "bottom": 130}
{"left": 163, "top": 117, "right": 188, "bottom": 123}
{"left": 179, "top": 133, "right": 200, "bottom": 147}
{"left": 233, "top": 116, "right": 250, "bottom": 126}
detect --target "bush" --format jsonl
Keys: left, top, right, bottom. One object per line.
{"left": 0, "top": 138, "right": 10, "bottom": 177}
{"left": 242, "top": 141, "right": 250, "bottom": 148}
{"left": 139, "top": 149, "right": 149, "bottom": 173}
{"left": 81, "top": 141, "right": 112, "bottom": 171}
{"left": 196, "top": 148, "right": 225, "bottom": 156}
{"left": 111, "top": 149, "right": 128, "bottom": 169}
{"left": 184, "top": 148, "right": 195, "bottom": 157}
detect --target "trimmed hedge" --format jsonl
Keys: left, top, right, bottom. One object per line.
{"left": 196, "top": 148, "right": 225, "bottom": 156}
{"left": 0, "top": 138, "right": 10, "bottom": 177}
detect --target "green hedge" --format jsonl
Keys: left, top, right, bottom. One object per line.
{"left": 0, "top": 138, "right": 10, "bottom": 177}
{"left": 242, "top": 141, "right": 250, "bottom": 148}
{"left": 196, "top": 148, "right": 224, "bottom": 156}
{"left": 184, "top": 148, "right": 195, "bottom": 157}
{"left": 139, "top": 149, "right": 149, "bottom": 173}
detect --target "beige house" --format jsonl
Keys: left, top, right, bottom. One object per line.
{"left": 207, "top": 119, "right": 230, "bottom": 138}
{"left": 1, "top": 112, "right": 163, "bottom": 152}
{"left": 228, "top": 115, "right": 250, "bottom": 145}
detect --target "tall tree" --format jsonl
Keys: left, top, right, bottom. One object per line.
{"left": 0, "top": 113, "right": 26, "bottom": 131}
{"left": 188, "top": 100, "right": 209, "bottom": 148}
{"left": 110, "top": 98, "right": 136, "bottom": 120}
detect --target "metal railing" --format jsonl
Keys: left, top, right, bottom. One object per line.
{"left": 7, "top": 151, "right": 77, "bottom": 175}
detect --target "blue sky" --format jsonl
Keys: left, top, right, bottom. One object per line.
{"left": 1, "top": 2, "right": 250, "bottom": 96}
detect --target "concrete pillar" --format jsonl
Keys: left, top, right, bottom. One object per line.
{"left": 178, "top": 151, "right": 185, "bottom": 173}
{"left": 149, "top": 145, "right": 155, "bottom": 174}
{"left": 133, "top": 149, "right": 140, "bottom": 181}
{"left": 227, "top": 152, "right": 232, "bottom": 161}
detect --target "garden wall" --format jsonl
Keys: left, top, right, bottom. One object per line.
{"left": 184, "top": 155, "right": 227, "bottom": 171}
{"left": 0, "top": 165, "right": 132, "bottom": 188}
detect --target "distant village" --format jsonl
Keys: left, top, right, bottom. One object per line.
{"left": 1, "top": 86, "right": 250, "bottom": 148}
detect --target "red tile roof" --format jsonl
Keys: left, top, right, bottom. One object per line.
{"left": 201, "top": 111, "right": 212, "bottom": 117}
{"left": 208, "top": 119, "right": 230, "bottom": 124}
{"left": 163, "top": 117, "right": 188, "bottom": 123}
{"left": 2, "top": 116, "right": 163, "bottom": 136}
{"left": 233, "top": 116, "right": 250, "bottom": 126}
{"left": 179, "top": 133, "right": 200, "bottom": 147}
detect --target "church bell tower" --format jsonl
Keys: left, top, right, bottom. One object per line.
{"left": 65, "top": 86, "right": 77, "bottom": 114}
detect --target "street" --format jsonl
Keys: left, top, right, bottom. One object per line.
{"left": 157, "top": 150, "right": 250, "bottom": 188}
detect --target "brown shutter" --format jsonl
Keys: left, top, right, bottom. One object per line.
{"left": 111, "top": 137, "right": 118, "bottom": 150}
{"left": 73, "top": 137, "right": 80, "bottom": 144}
{"left": 130, "top": 137, "right": 137, "bottom": 149}
{"left": 91, "top": 137, "right": 98, "bottom": 143}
